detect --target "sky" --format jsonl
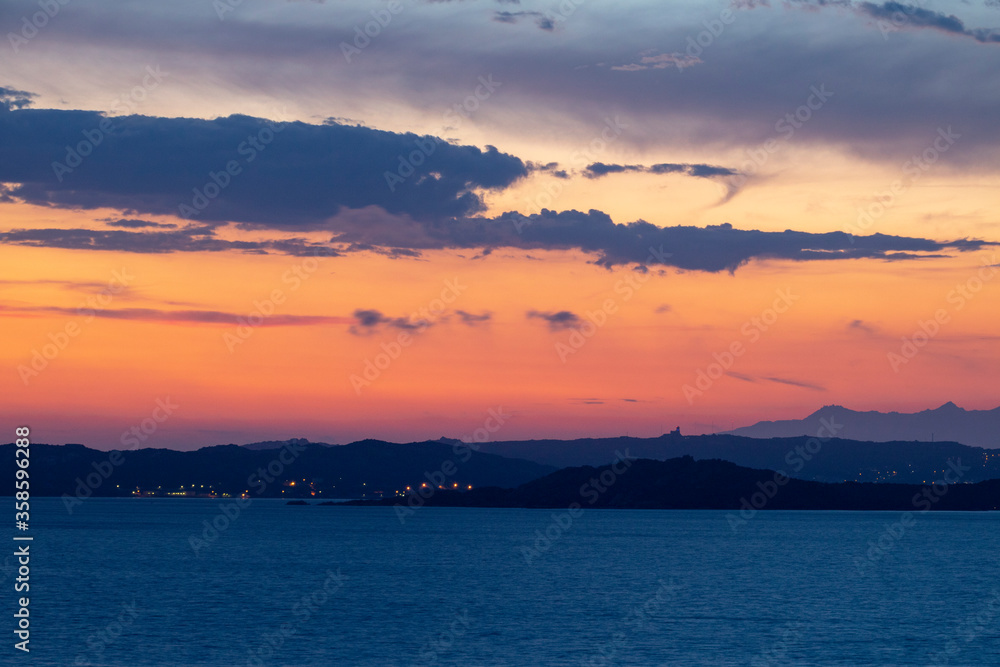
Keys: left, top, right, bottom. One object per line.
{"left": 1, "top": 0, "right": 998, "bottom": 450}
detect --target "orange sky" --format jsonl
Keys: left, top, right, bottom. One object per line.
{"left": 2, "top": 197, "right": 997, "bottom": 449}
{"left": 2, "top": 0, "right": 999, "bottom": 448}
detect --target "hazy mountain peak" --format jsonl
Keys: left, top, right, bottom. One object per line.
{"left": 730, "top": 403, "right": 999, "bottom": 448}
{"left": 243, "top": 437, "right": 320, "bottom": 451}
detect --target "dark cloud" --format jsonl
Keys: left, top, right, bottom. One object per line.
{"left": 756, "top": 0, "right": 1000, "bottom": 43}
{"left": 848, "top": 319, "right": 878, "bottom": 334}
{"left": 469, "top": 213, "right": 994, "bottom": 272}
{"left": 11, "top": 0, "right": 1000, "bottom": 168}
{"left": 101, "top": 218, "right": 178, "bottom": 229}
{"left": 655, "top": 304, "right": 672, "bottom": 314}
{"left": 610, "top": 52, "right": 704, "bottom": 71}
{"left": 493, "top": 10, "right": 554, "bottom": 30}
{"left": 585, "top": 162, "right": 739, "bottom": 179}
{"left": 0, "top": 303, "right": 351, "bottom": 327}
{"left": 529, "top": 161, "right": 569, "bottom": 179}
{"left": 353, "top": 309, "right": 387, "bottom": 328}
{"left": 790, "top": 1, "right": 1000, "bottom": 43}
{"left": 2, "top": 208, "right": 993, "bottom": 274}
{"left": 527, "top": 309, "right": 580, "bottom": 330}
{"left": 761, "top": 376, "right": 826, "bottom": 391}
{"left": 723, "top": 371, "right": 826, "bottom": 391}
{"left": 0, "top": 87, "right": 35, "bottom": 112}
{"left": 0, "top": 279, "right": 127, "bottom": 293}
{"left": 0, "top": 105, "right": 528, "bottom": 228}
{"left": 0, "top": 90, "right": 993, "bottom": 274}
{"left": 455, "top": 310, "right": 492, "bottom": 325}
{"left": 349, "top": 309, "right": 432, "bottom": 335}
{"left": 0, "top": 226, "right": 338, "bottom": 257}
{"left": 684, "top": 164, "right": 739, "bottom": 178}
{"left": 584, "top": 163, "right": 644, "bottom": 177}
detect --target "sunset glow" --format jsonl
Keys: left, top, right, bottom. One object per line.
{"left": 2, "top": 0, "right": 998, "bottom": 449}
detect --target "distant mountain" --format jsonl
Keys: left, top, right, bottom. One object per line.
{"left": 727, "top": 403, "right": 1000, "bottom": 448}
{"left": 242, "top": 438, "right": 324, "bottom": 451}
{"left": 11, "top": 429, "right": 1000, "bottom": 502}
{"left": 476, "top": 433, "right": 1000, "bottom": 484}
{"left": 1, "top": 440, "right": 555, "bottom": 499}
{"left": 344, "top": 456, "right": 1000, "bottom": 511}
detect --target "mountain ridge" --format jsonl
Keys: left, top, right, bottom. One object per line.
{"left": 0, "top": 440, "right": 555, "bottom": 499}
{"left": 341, "top": 456, "right": 1000, "bottom": 512}
{"left": 727, "top": 403, "right": 1000, "bottom": 447}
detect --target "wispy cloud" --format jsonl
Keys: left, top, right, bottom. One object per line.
{"left": 585, "top": 162, "right": 739, "bottom": 179}
{"left": 611, "top": 52, "right": 703, "bottom": 71}
{"left": 349, "top": 309, "right": 433, "bottom": 335}
{"left": 848, "top": 319, "right": 878, "bottom": 335}
{"left": 772, "top": 1, "right": 1000, "bottom": 44}
{"left": 0, "top": 226, "right": 338, "bottom": 257}
{"left": 455, "top": 310, "right": 492, "bottom": 325}
{"left": 527, "top": 309, "right": 580, "bottom": 330}
{"left": 0, "top": 105, "right": 527, "bottom": 227}
{"left": 0, "top": 304, "right": 352, "bottom": 327}
{"left": 2, "top": 213, "right": 993, "bottom": 275}
{"left": 724, "top": 371, "right": 826, "bottom": 391}
{"left": 101, "top": 218, "right": 178, "bottom": 230}
{"left": 493, "top": 10, "right": 554, "bottom": 31}
{"left": 762, "top": 376, "right": 826, "bottom": 391}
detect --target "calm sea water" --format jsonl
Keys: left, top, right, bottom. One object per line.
{"left": 9, "top": 498, "right": 1000, "bottom": 666}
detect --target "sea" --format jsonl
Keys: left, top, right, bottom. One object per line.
{"left": 11, "top": 498, "right": 1000, "bottom": 666}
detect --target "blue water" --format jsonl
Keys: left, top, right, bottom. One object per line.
{"left": 8, "top": 498, "right": 1000, "bottom": 666}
